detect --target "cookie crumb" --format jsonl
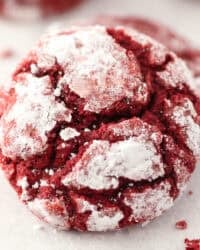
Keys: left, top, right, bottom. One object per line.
{"left": 175, "top": 220, "right": 187, "bottom": 230}
{"left": 188, "top": 190, "right": 193, "bottom": 196}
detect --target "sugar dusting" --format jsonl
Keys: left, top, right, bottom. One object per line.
{"left": 63, "top": 119, "right": 165, "bottom": 190}
{"left": 59, "top": 128, "right": 80, "bottom": 141}
{"left": 123, "top": 181, "right": 174, "bottom": 223}
{"left": 62, "top": 137, "right": 165, "bottom": 190}
{"left": 171, "top": 98, "right": 200, "bottom": 157}
{"left": 28, "top": 198, "right": 69, "bottom": 230}
{"left": 17, "top": 176, "right": 29, "bottom": 190}
{"left": 111, "top": 118, "right": 162, "bottom": 143}
{"left": 36, "top": 25, "right": 148, "bottom": 113}
{"left": 0, "top": 73, "right": 72, "bottom": 159}
{"left": 75, "top": 198, "right": 123, "bottom": 231}
{"left": 30, "top": 63, "right": 39, "bottom": 75}
{"left": 17, "top": 176, "right": 30, "bottom": 201}
{"left": 157, "top": 59, "right": 193, "bottom": 88}
{"left": 172, "top": 158, "right": 191, "bottom": 192}
{"left": 118, "top": 26, "right": 168, "bottom": 65}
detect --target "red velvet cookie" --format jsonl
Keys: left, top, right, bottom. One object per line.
{"left": 0, "top": 0, "right": 82, "bottom": 18}
{"left": 0, "top": 25, "right": 200, "bottom": 232}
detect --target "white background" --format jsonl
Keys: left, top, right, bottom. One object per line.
{"left": 0, "top": 0, "right": 200, "bottom": 249}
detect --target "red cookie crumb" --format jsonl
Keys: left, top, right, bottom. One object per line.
{"left": 0, "top": 24, "right": 200, "bottom": 232}
{"left": 185, "top": 239, "right": 200, "bottom": 250}
{"left": 0, "top": 0, "right": 83, "bottom": 18}
{"left": 175, "top": 220, "right": 187, "bottom": 230}
{"left": 188, "top": 190, "right": 193, "bottom": 196}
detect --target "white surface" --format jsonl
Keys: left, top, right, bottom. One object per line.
{"left": 0, "top": 0, "right": 200, "bottom": 249}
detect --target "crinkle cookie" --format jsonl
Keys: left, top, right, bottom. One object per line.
{"left": 0, "top": 25, "right": 200, "bottom": 231}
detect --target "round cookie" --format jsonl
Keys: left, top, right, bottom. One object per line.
{"left": 0, "top": 25, "right": 200, "bottom": 232}
{"left": 0, "top": 0, "right": 82, "bottom": 18}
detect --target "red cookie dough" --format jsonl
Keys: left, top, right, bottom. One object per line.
{"left": 0, "top": 25, "right": 200, "bottom": 232}
{"left": 0, "top": 0, "right": 82, "bottom": 18}
{"left": 94, "top": 16, "right": 200, "bottom": 96}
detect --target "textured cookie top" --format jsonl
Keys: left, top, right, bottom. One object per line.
{"left": 35, "top": 26, "right": 147, "bottom": 113}
{"left": 0, "top": 25, "right": 199, "bottom": 232}
{"left": 94, "top": 16, "right": 200, "bottom": 98}
{"left": 94, "top": 16, "right": 200, "bottom": 77}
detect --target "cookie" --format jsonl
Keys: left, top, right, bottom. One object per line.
{"left": 0, "top": 25, "right": 200, "bottom": 231}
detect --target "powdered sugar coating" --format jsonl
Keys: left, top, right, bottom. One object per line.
{"left": 112, "top": 26, "right": 193, "bottom": 90}
{"left": 110, "top": 118, "right": 162, "bottom": 142}
{"left": 167, "top": 148, "right": 192, "bottom": 192}
{"left": 28, "top": 198, "right": 69, "bottom": 229}
{"left": 60, "top": 128, "right": 80, "bottom": 141}
{"left": 168, "top": 98, "right": 200, "bottom": 158}
{"left": 123, "top": 181, "right": 174, "bottom": 223}
{"left": 17, "top": 176, "right": 29, "bottom": 190}
{"left": 63, "top": 137, "right": 165, "bottom": 190}
{"left": 17, "top": 176, "right": 30, "bottom": 201}
{"left": 94, "top": 16, "right": 200, "bottom": 83}
{"left": 36, "top": 25, "right": 148, "bottom": 113}
{"left": 74, "top": 197, "right": 123, "bottom": 231}
{"left": 157, "top": 59, "right": 193, "bottom": 88}
{"left": 117, "top": 26, "right": 168, "bottom": 66}
{"left": 63, "top": 118, "right": 165, "bottom": 190}
{"left": 0, "top": 73, "right": 72, "bottom": 159}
